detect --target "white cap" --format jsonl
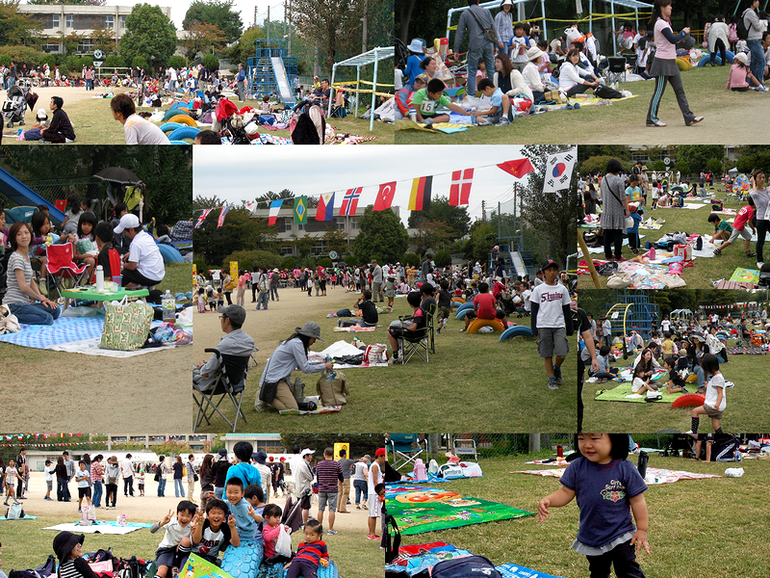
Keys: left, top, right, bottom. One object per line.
{"left": 36, "top": 108, "right": 48, "bottom": 120}
{"left": 300, "top": 448, "right": 315, "bottom": 458}
{"left": 113, "top": 213, "right": 140, "bottom": 234}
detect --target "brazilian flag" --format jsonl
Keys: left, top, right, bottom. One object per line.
{"left": 294, "top": 196, "right": 307, "bottom": 224}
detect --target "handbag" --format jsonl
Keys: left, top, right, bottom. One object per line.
{"left": 316, "top": 371, "right": 349, "bottom": 406}
{"left": 0, "top": 305, "right": 21, "bottom": 334}
{"left": 544, "top": 89, "right": 562, "bottom": 104}
{"left": 594, "top": 84, "right": 624, "bottom": 99}
{"left": 99, "top": 298, "right": 153, "bottom": 351}
{"left": 467, "top": 9, "right": 497, "bottom": 45}
{"left": 606, "top": 273, "right": 633, "bottom": 289}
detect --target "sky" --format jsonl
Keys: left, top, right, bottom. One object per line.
{"left": 193, "top": 145, "right": 545, "bottom": 224}
{"left": 102, "top": 0, "right": 284, "bottom": 29}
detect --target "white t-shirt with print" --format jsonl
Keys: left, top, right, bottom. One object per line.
{"left": 530, "top": 282, "right": 570, "bottom": 328}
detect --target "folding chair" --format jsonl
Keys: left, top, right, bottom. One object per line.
{"left": 400, "top": 312, "right": 430, "bottom": 364}
{"left": 605, "top": 57, "right": 627, "bottom": 85}
{"left": 452, "top": 437, "right": 479, "bottom": 462}
{"left": 385, "top": 434, "right": 428, "bottom": 472}
{"left": 107, "top": 248, "right": 122, "bottom": 282}
{"left": 193, "top": 347, "right": 257, "bottom": 433}
{"left": 45, "top": 243, "right": 88, "bottom": 299}
{"left": 423, "top": 302, "right": 437, "bottom": 354}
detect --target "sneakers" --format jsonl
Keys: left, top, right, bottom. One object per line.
{"left": 476, "top": 117, "right": 492, "bottom": 126}
{"left": 713, "top": 248, "right": 721, "bottom": 256}
{"left": 388, "top": 355, "right": 400, "bottom": 365}
{"left": 647, "top": 120, "right": 666, "bottom": 127}
{"left": 758, "top": 262, "right": 765, "bottom": 269}
{"left": 547, "top": 377, "right": 559, "bottom": 390}
{"left": 44, "top": 496, "right": 53, "bottom": 501}
{"left": 553, "top": 365, "right": 563, "bottom": 385}
{"left": 753, "top": 85, "right": 769, "bottom": 92}
{"left": 496, "top": 116, "right": 511, "bottom": 126}
{"left": 745, "top": 251, "right": 756, "bottom": 257}
{"left": 327, "top": 529, "right": 339, "bottom": 535}
{"left": 685, "top": 116, "right": 704, "bottom": 126}
{"left": 366, "top": 534, "right": 381, "bottom": 540}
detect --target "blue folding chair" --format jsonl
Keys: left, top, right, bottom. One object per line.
{"left": 386, "top": 434, "right": 428, "bottom": 471}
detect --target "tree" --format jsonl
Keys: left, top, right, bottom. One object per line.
{"left": 410, "top": 219, "right": 455, "bottom": 258}
{"left": 434, "top": 250, "right": 451, "bottom": 268}
{"left": 180, "top": 23, "right": 226, "bottom": 61}
{"left": 0, "top": 0, "right": 41, "bottom": 46}
{"left": 228, "top": 26, "right": 265, "bottom": 68}
{"left": 184, "top": 0, "right": 243, "bottom": 45}
{"left": 675, "top": 145, "right": 725, "bottom": 174}
{"left": 519, "top": 145, "right": 579, "bottom": 267}
{"left": 579, "top": 155, "right": 629, "bottom": 176}
{"left": 119, "top": 4, "right": 177, "bottom": 71}
{"left": 290, "top": 233, "right": 315, "bottom": 259}
{"left": 352, "top": 207, "right": 409, "bottom": 264}
{"left": 201, "top": 53, "right": 219, "bottom": 71}
{"left": 322, "top": 228, "right": 350, "bottom": 257}
{"left": 407, "top": 196, "right": 470, "bottom": 239}
{"left": 706, "top": 158, "right": 723, "bottom": 175}
{"left": 194, "top": 209, "right": 278, "bottom": 266}
{"left": 60, "top": 31, "right": 85, "bottom": 55}
{"left": 90, "top": 27, "right": 116, "bottom": 55}
{"left": 468, "top": 222, "right": 497, "bottom": 262}
{"left": 675, "top": 160, "right": 690, "bottom": 177}
{"left": 292, "top": 0, "right": 360, "bottom": 73}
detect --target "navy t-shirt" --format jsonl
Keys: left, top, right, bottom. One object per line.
{"left": 560, "top": 457, "right": 647, "bottom": 548}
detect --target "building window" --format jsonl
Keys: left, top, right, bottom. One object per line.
{"left": 278, "top": 218, "right": 290, "bottom": 233}
{"left": 120, "top": 15, "right": 127, "bottom": 29}
{"left": 77, "top": 39, "right": 94, "bottom": 53}
{"left": 65, "top": 14, "right": 73, "bottom": 28}
{"left": 42, "top": 43, "right": 61, "bottom": 53}
{"left": 296, "top": 223, "right": 305, "bottom": 231}
{"left": 106, "top": 15, "right": 114, "bottom": 29}
{"left": 51, "top": 14, "right": 60, "bottom": 28}
{"left": 350, "top": 217, "right": 359, "bottom": 230}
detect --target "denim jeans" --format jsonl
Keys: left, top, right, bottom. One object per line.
{"left": 353, "top": 479, "right": 368, "bottom": 505}
{"left": 157, "top": 477, "right": 167, "bottom": 497}
{"left": 92, "top": 481, "right": 103, "bottom": 507}
{"left": 466, "top": 42, "right": 495, "bottom": 94}
{"left": 257, "top": 291, "right": 269, "bottom": 310}
{"left": 123, "top": 475, "right": 133, "bottom": 496}
{"left": 748, "top": 39, "right": 766, "bottom": 86}
{"left": 174, "top": 478, "right": 185, "bottom": 497}
{"left": 57, "top": 478, "right": 68, "bottom": 501}
{"left": 8, "top": 302, "right": 61, "bottom": 325}
{"left": 269, "top": 285, "right": 279, "bottom": 301}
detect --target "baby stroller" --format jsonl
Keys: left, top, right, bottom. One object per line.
{"left": 2, "top": 85, "right": 28, "bottom": 128}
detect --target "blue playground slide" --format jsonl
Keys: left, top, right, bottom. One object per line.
{"left": 0, "top": 167, "right": 66, "bottom": 225}
{"left": 271, "top": 57, "right": 296, "bottom": 106}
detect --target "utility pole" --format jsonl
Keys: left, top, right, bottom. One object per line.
{"left": 362, "top": 0, "right": 368, "bottom": 54}
{"left": 497, "top": 201, "right": 501, "bottom": 240}
{"left": 253, "top": 6, "right": 257, "bottom": 27}
{"left": 267, "top": 5, "right": 271, "bottom": 43}
{"left": 286, "top": 0, "right": 292, "bottom": 54}
{"left": 481, "top": 200, "right": 486, "bottom": 224}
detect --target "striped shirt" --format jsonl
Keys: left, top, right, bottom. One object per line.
{"left": 58, "top": 557, "right": 98, "bottom": 578}
{"left": 315, "top": 459, "right": 342, "bottom": 493}
{"left": 90, "top": 462, "right": 104, "bottom": 482}
{"left": 295, "top": 541, "right": 329, "bottom": 566}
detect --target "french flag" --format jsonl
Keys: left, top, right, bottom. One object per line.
{"left": 340, "top": 187, "right": 361, "bottom": 216}
{"left": 268, "top": 200, "right": 283, "bottom": 225}
{"left": 315, "top": 192, "right": 335, "bottom": 221}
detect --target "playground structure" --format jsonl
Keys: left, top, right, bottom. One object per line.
{"left": 246, "top": 39, "right": 299, "bottom": 106}
{"left": 0, "top": 167, "right": 66, "bottom": 225}
{"left": 489, "top": 238, "right": 535, "bottom": 280}
{"left": 328, "top": 46, "right": 394, "bottom": 131}
{"left": 605, "top": 290, "right": 660, "bottom": 348}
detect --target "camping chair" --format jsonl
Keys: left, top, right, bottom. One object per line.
{"left": 425, "top": 302, "right": 437, "bottom": 354}
{"left": 605, "top": 57, "right": 627, "bottom": 85}
{"left": 398, "top": 307, "right": 430, "bottom": 364}
{"left": 452, "top": 437, "right": 479, "bottom": 462}
{"left": 385, "top": 434, "right": 428, "bottom": 472}
{"left": 45, "top": 243, "right": 88, "bottom": 299}
{"left": 193, "top": 346, "right": 257, "bottom": 433}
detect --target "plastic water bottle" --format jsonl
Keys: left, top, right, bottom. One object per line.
{"left": 95, "top": 265, "right": 104, "bottom": 293}
{"left": 325, "top": 355, "right": 336, "bottom": 381}
{"left": 162, "top": 290, "right": 176, "bottom": 323}
{"left": 413, "top": 459, "right": 427, "bottom": 481}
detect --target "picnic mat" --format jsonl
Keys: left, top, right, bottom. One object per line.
{"left": 729, "top": 267, "right": 760, "bottom": 284}
{"left": 594, "top": 383, "right": 686, "bottom": 403}
{"left": 0, "top": 515, "right": 37, "bottom": 520}
{"left": 511, "top": 467, "right": 722, "bottom": 485}
{"left": 43, "top": 520, "right": 153, "bottom": 534}
{"left": 277, "top": 395, "right": 342, "bottom": 415}
{"left": 386, "top": 542, "right": 564, "bottom": 578}
{"left": 386, "top": 484, "right": 532, "bottom": 535}
{"left": 395, "top": 118, "right": 469, "bottom": 133}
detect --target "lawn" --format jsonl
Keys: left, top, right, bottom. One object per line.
{"left": 395, "top": 64, "right": 770, "bottom": 145}
{"left": 192, "top": 289, "right": 577, "bottom": 433}
{"left": 391, "top": 452, "right": 770, "bottom": 578}
{"left": 578, "top": 183, "right": 761, "bottom": 290}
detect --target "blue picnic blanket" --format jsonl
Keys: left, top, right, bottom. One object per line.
{"left": 0, "top": 315, "right": 104, "bottom": 348}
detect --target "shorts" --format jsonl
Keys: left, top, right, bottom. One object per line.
{"left": 703, "top": 404, "right": 724, "bottom": 420}
{"left": 438, "top": 306, "right": 450, "bottom": 320}
{"left": 46, "top": 480, "right": 53, "bottom": 492}
{"left": 138, "top": 483, "right": 145, "bottom": 491}
{"left": 317, "top": 491, "right": 338, "bottom": 512}
{"left": 155, "top": 546, "right": 178, "bottom": 568}
{"left": 78, "top": 487, "right": 92, "bottom": 499}
{"left": 727, "top": 226, "right": 752, "bottom": 243}
{"left": 536, "top": 327, "right": 569, "bottom": 358}
{"left": 299, "top": 493, "right": 311, "bottom": 511}
{"left": 368, "top": 495, "right": 381, "bottom": 518}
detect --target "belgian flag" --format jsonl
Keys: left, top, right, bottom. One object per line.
{"left": 409, "top": 176, "right": 432, "bottom": 211}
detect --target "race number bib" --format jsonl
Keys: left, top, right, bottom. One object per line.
{"left": 420, "top": 100, "right": 437, "bottom": 114}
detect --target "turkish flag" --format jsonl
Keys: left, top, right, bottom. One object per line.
{"left": 373, "top": 181, "right": 397, "bottom": 211}
{"left": 449, "top": 168, "right": 473, "bottom": 206}
{"left": 497, "top": 158, "right": 535, "bottom": 178}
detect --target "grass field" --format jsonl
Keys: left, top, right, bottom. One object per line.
{"left": 1, "top": 89, "right": 392, "bottom": 145}
{"left": 392, "top": 453, "right": 770, "bottom": 578}
{"left": 192, "top": 290, "right": 577, "bottom": 433}
{"left": 578, "top": 183, "right": 763, "bottom": 290}
{"left": 395, "top": 64, "right": 770, "bottom": 145}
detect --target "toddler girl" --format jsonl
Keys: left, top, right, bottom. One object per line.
{"left": 74, "top": 212, "right": 99, "bottom": 281}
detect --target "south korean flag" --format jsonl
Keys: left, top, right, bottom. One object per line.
{"left": 543, "top": 148, "right": 577, "bottom": 193}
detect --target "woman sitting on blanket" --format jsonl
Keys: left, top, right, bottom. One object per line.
{"left": 632, "top": 347, "right": 661, "bottom": 381}
{"left": 558, "top": 49, "right": 600, "bottom": 97}
{"left": 257, "top": 322, "right": 333, "bottom": 412}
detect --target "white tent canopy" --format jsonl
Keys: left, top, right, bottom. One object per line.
{"left": 328, "top": 46, "right": 395, "bottom": 131}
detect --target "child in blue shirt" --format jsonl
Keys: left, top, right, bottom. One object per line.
{"left": 221, "top": 477, "right": 263, "bottom": 578}
{"left": 590, "top": 345, "right": 619, "bottom": 383}
{"left": 538, "top": 433, "right": 650, "bottom": 578}
{"left": 473, "top": 78, "right": 512, "bottom": 126}
{"left": 626, "top": 206, "right": 643, "bottom": 254}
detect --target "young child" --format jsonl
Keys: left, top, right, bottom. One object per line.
{"left": 650, "top": 181, "right": 660, "bottom": 209}
{"left": 661, "top": 332, "right": 677, "bottom": 360}
{"left": 191, "top": 498, "right": 240, "bottom": 565}
{"left": 631, "top": 363, "right": 658, "bottom": 395}
{"left": 690, "top": 354, "right": 726, "bottom": 435}
{"left": 73, "top": 212, "right": 99, "bottom": 281}
{"left": 472, "top": 78, "right": 512, "bottom": 126}
{"left": 262, "top": 503, "right": 291, "bottom": 564}
{"left": 726, "top": 52, "right": 767, "bottom": 91}
{"left": 383, "top": 275, "right": 396, "bottom": 312}
{"left": 410, "top": 78, "right": 471, "bottom": 124}
{"left": 713, "top": 197, "right": 756, "bottom": 256}
{"left": 149, "top": 500, "right": 198, "bottom": 578}
{"left": 537, "top": 434, "right": 650, "bottom": 578}
{"left": 221, "top": 477, "right": 263, "bottom": 578}
{"left": 137, "top": 469, "right": 146, "bottom": 497}
{"left": 44, "top": 458, "right": 55, "bottom": 501}
{"left": 260, "top": 95, "right": 272, "bottom": 114}
{"left": 3, "top": 459, "right": 22, "bottom": 506}
{"left": 53, "top": 532, "right": 100, "bottom": 578}
{"left": 530, "top": 259, "right": 573, "bottom": 390}
{"left": 435, "top": 279, "right": 452, "bottom": 333}
{"left": 93, "top": 222, "right": 116, "bottom": 280}
{"left": 663, "top": 355, "right": 686, "bottom": 395}
{"left": 626, "top": 206, "right": 643, "bottom": 254}
{"left": 197, "top": 287, "right": 207, "bottom": 313}
{"left": 707, "top": 213, "right": 733, "bottom": 245}
{"left": 386, "top": 291, "right": 425, "bottom": 363}
{"left": 75, "top": 461, "right": 91, "bottom": 513}
{"left": 244, "top": 483, "right": 266, "bottom": 548}
{"left": 284, "top": 520, "right": 329, "bottom": 578}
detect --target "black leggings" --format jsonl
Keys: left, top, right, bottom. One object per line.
{"left": 586, "top": 540, "right": 646, "bottom": 578}
{"left": 710, "top": 39, "right": 727, "bottom": 65}
{"left": 756, "top": 219, "right": 769, "bottom": 264}
{"left": 604, "top": 229, "right": 624, "bottom": 260}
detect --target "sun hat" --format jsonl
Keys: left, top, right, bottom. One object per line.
{"left": 295, "top": 321, "right": 324, "bottom": 341}
{"left": 526, "top": 46, "right": 545, "bottom": 61}
{"left": 273, "top": 268, "right": 279, "bottom": 273}
{"left": 36, "top": 108, "right": 48, "bottom": 120}
{"left": 407, "top": 38, "right": 426, "bottom": 53}
{"left": 734, "top": 52, "right": 748, "bottom": 65}
{"left": 113, "top": 213, "right": 140, "bottom": 234}
{"left": 300, "top": 448, "right": 315, "bottom": 458}
{"left": 53, "top": 531, "right": 84, "bottom": 562}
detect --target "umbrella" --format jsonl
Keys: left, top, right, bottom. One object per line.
{"left": 93, "top": 167, "right": 142, "bottom": 186}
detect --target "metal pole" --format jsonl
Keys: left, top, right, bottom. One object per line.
{"left": 355, "top": 65, "right": 361, "bottom": 118}
{"left": 267, "top": 5, "right": 271, "bottom": 44}
{"left": 370, "top": 48, "right": 379, "bottom": 132}
{"left": 497, "top": 201, "right": 501, "bottom": 239}
{"left": 541, "top": 0, "right": 547, "bottom": 43}
{"left": 328, "top": 63, "right": 336, "bottom": 117}
{"left": 589, "top": 0, "right": 593, "bottom": 35}
{"left": 611, "top": 1, "right": 617, "bottom": 55}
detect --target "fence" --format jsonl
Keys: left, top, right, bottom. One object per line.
{"left": 0, "top": 177, "right": 114, "bottom": 222}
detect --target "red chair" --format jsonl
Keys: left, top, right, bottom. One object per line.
{"left": 107, "top": 247, "right": 121, "bottom": 282}
{"left": 45, "top": 243, "right": 88, "bottom": 298}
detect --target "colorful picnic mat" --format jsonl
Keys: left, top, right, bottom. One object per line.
{"left": 386, "top": 484, "right": 532, "bottom": 535}
{"left": 43, "top": 520, "right": 153, "bottom": 534}
{"left": 184, "top": 553, "right": 340, "bottom": 578}
{"left": 386, "top": 542, "right": 564, "bottom": 578}
{"left": 511, "top": 467, "right": 722, "bottom": 485}
{"left": 729, "top": 267, "right": 760, "bottom": 284}
{"left": 594, "top": 383, "right": 687, "bottom": 403}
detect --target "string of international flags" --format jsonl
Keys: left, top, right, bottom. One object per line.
{"left": 194, "top": 149, "right": 576, "bottom": 229}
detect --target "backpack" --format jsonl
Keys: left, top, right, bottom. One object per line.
{"left": 430, "top": 555, "right": 502, "bottom": 578}
{"left": 384, "top": 514, "right": 401, "bottom": 564}
{"left": 116, "top": 556, "right": 147, "bottom": 578}
{"left": 737, "top": 9, "right": 751, "bottom": 40}
{"left": 154, "top": 465, "right": 161, "bottom": 482}
{"left": 258, "top": 274, "right": 269, "bottom": 293}
{"left": 6, "top": 503, "right": 24, "bottom": 519}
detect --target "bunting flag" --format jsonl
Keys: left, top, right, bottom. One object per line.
{"left": 217, "top": 206, "right": 231, "bottom": 228}
{"left": 543, "top": 149, "right": 577, "bottom": 193}
{"left": 315, "top": 192, "right": 335, "bottom": 221}
{"left": 497, "top": 158, "right": 535, "bottom": 178}
{"left": 268, "top": 200, "right": 283, "bottom": 225}
{"left": 195, "top": 208, "right": 212, "bottom": 229}
{"left": 245, "top": 202, "right": 257, "bottom": 214}
{"left": 373, "top": 181, "right": 397, "bottom": 211}
{"left": 449, "top": 169, "right": 474, "bottom": 206}
{"left": 294, "top": 196, "right": 308, "bottom": 224}
{"left": 409, "top": 176, "right": 433, "bottom": 212}
{"left": 340, "top": 187, "right": 361, "bottom": 216}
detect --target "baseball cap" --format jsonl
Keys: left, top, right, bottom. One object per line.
{"left": 113, "top": 213, "right": 140, "bottom": 234}
{"left": 540, "top": 259, "right": 559, "bottom": 271}
{"left": 375, "top": 448, "right": 387, "bottom": 457}
{"left": 300, "top": 448, "right": 315, "bottom": 458}
{"left": 218, "top": 304, "right": 247, "bottom": 326}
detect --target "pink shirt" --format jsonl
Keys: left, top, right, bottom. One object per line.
{"left": 654, "top": 19, "right": 676, "bottom": 60}
{"left": 726, "top": 63, "right": 749, "bottom": 89}
{"left": 262, "top": 523, "right": 281, "bottom": 558}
